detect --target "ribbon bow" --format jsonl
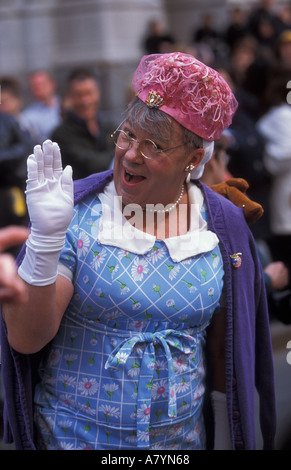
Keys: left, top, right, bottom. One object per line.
{"left": 105, "top": 329, "right": 197, "bottom": 448}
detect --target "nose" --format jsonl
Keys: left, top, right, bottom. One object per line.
{"left": 123, "top": 140, "right": 144, "bottom": 164}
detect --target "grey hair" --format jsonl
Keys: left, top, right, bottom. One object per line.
{"left": 125, "top": 97, "right": 203, "bottom": 152}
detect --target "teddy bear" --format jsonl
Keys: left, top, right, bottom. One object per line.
{"left": 211, "top": 177, "right": 263, "bottom": 225}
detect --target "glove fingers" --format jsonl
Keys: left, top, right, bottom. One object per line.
{"left": 52, "top": 142, "right": 63, "bottom": 178}
{"left": 27, "top": 154, "right": 38, "bottom": 181}
{"left": 61, "top": 165, "right": 73, "bottom": 201}
{"left": 42, "top": 140, "right": 54, "bottom": 180}
{"left": 34, "top": 145, "right": 44, "bottom": 182}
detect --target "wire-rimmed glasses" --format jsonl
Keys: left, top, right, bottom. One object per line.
{"left": 111, "top": 123, "right": 186, "bottom": 160}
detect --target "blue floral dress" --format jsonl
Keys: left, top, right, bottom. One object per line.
{"left": 34, "top": 182, "right": 224, "bottom": 450}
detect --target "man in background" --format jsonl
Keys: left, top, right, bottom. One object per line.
{"left": 21, "top": 70, "right": 61, "bottom": 144}
{"left": 51, "top": 68, "right": 113, "bottom": 180}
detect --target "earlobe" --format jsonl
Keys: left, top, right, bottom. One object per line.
{"left": 184, "top": 148, "right": 204, "bottom": 183}
{"left": 185, "top": 148, "right": 205, "bottom": 169}
{"left": 184, "top": 164, "right": 196, "bottom": 183}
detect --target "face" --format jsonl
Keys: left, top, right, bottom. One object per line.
{"left": 29, "top": 72, "right": 56, "bottom": 101}
{"left": 0, "top": 91, "right": 21, "bottom": 116}
{"left": 212, "top": 150, "right": 229, "bottom": 184}
{"left": 113, "top": 118, "right": 203, "bottom": 208}
{"left": 68, "top": 78, "right": 100, "bottom": 120}
{"left": 279, "top": 42, "right": 291, "bottom": 65}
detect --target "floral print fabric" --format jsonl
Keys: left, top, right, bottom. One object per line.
{"left": 34, "top": 192, "right": 224, "bottom": 450}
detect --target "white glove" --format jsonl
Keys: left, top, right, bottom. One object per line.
{"left": 18, "top": 140, "right": 74, "bottom": 286}
{"left": 211, "top": 390, "right": 232, "bottom": 450}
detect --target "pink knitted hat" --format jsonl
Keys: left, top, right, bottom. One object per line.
{"left": 133, "top": 52, "right": 238, "bottom": 141}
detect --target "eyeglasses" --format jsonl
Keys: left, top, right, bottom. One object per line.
{"left": 111, "top": 122, "right": 186, "bottom": 160}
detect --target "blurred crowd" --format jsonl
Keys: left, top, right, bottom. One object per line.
{"left": 0, "top": 0, "right": 291, "bottom": 321}
{"left": 0, "top": 66, "right": 115, "bottom": 252}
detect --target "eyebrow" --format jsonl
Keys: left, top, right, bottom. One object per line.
{"left": 125, "top": 116, "right": 172, "bottom": 144}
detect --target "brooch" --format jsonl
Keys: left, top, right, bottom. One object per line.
{"left": 145, "top": 90, "right": 164, "bottom": 109}
{"left": 230, "top": 253, "right": 242, "bottom": 268}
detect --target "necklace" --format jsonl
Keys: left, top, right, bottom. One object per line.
{"left": 144, "top": 184, "right": 185, "bottom": 214}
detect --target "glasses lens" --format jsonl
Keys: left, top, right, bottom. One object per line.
{"left": 113, "top": 130, "right": 130, "bottom": 150}
{"left": 112, "top": 128, "right": 163, "bottom": 159}
{"left": 139, "top": 139, "right": 159, "bottom": 159}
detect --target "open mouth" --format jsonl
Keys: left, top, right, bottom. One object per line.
{"left": 124, "top": 168, "right": 146, "bottom": 185}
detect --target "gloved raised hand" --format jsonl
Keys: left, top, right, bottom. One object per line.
{"left": 18, "top": 140, "right": 74, "bottom": 286}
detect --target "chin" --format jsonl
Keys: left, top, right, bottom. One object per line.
{"left": 121, "top": 192, "right": 145, "bottom": 208}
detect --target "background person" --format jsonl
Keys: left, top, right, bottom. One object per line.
{"left": 0, "top": 111, "right": 33, "bottom": 250}
{"left": 257, "top": 65, "right": 291, "bottom": 271}
{"left": 51, "top": 68, "right": 113, "bottom": 180}
{"left": 0, "top": 225, "right": 28, "bottom": 442}
{"left": 20, "top": 70, "right": 61, "bottom": 144}
{"left": 0, "top": 226, "right": 28, "bottom": 304}
{"left": 201, "top": 137, "right": 290, "bottom": 324}
{"left": 0, "top": 77, "right": 23, "bottom": 118}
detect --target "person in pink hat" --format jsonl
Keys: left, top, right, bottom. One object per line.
{"left": 1, "top": 52, "right": 275, "bottom": 451}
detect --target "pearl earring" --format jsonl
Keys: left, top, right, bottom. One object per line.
{"left": 185, "top": 164, "right": 195, "bottom": 183}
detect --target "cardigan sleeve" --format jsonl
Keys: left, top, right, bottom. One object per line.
{"left": 200, "top": 182, "right": 276, "bottom": 450}
{"left": 253, "top": 244, "right": 277, "bottom": 449}
{"left": 227, "top": 207, "right": 276, "bottom": 449}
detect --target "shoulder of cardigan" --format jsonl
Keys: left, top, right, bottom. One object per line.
{"left": 73, "top": 169, "right": 114, "bottom": 204}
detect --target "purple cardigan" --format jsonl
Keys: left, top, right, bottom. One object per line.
{"left": 0, "top": 170, "right": 276, "bottom": 450}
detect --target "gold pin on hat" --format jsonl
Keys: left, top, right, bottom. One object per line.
{"left": 145, "top": 91, "right": 164, "bottom": 109}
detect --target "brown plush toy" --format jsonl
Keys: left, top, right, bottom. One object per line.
{"left": 210, "top": 178, "right": 264, "bottom": 225}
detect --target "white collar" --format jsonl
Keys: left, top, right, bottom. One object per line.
{"left": 97, "top": 180, "right": 219, "bottom": 262}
